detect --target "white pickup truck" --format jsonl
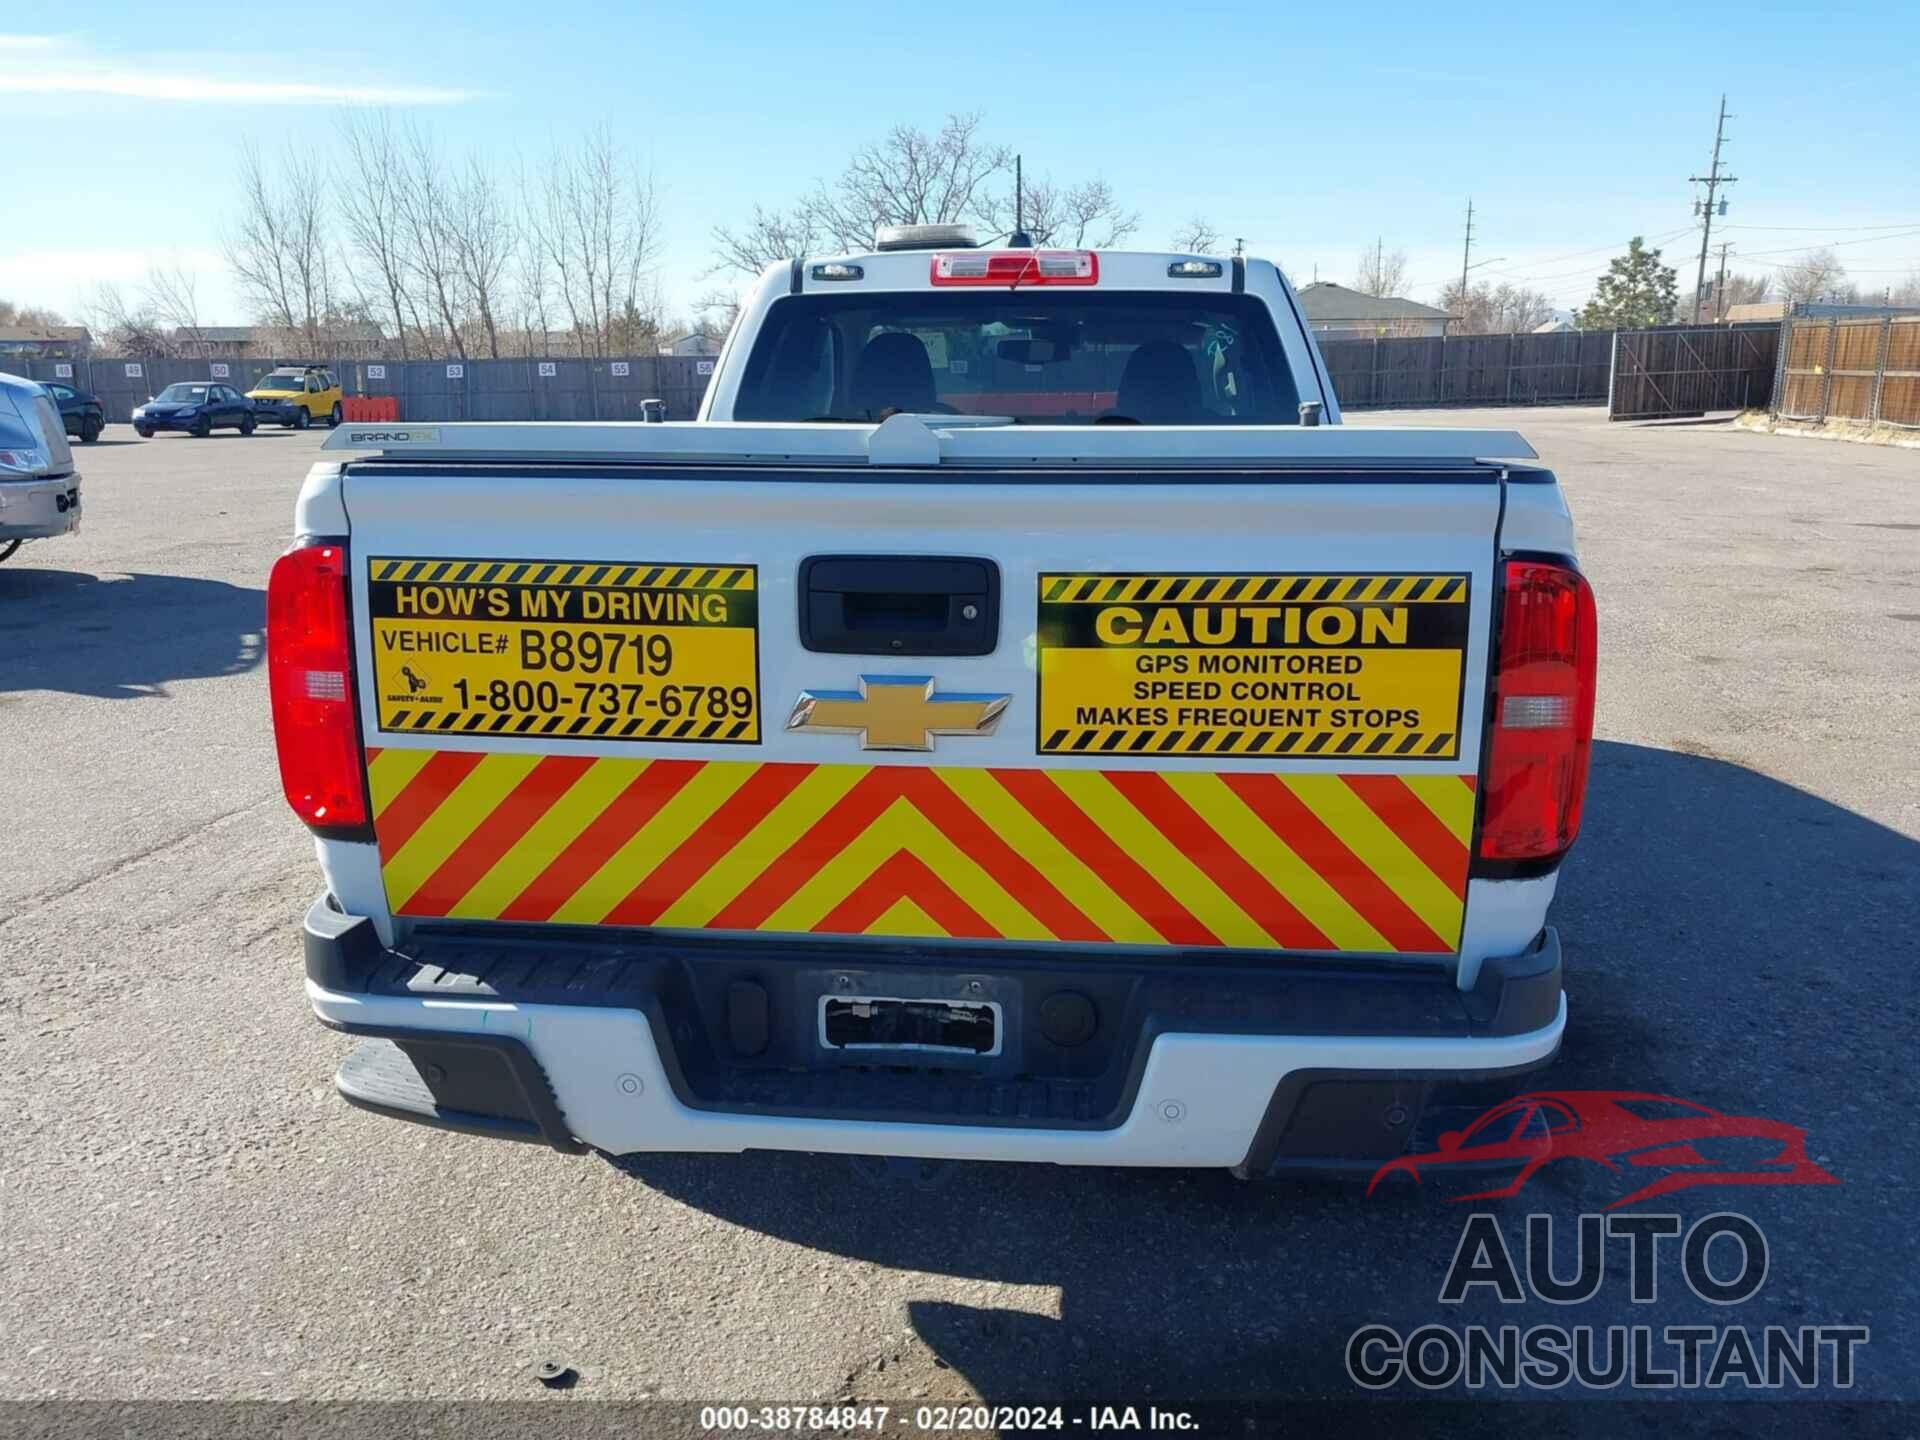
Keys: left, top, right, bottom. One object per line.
{"left": 278, "top": 231, "right": 1595, "bottom": 1176}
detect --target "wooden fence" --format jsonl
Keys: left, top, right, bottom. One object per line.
{"left": 1607, "top": 325, "right": 1782, "bottom": 421}
{"left": 1774, "top": 315, "right": 1920, "bottom": 428}
{"left": 1319, "top": 330, "right": 1617, "bottom": 410}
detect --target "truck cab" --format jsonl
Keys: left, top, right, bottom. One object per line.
{"left": 700, "top": 229, "right": 1338, "bottom": 428}
{"left": 280, "top": 233, "right": 1593, "bottom": 1176}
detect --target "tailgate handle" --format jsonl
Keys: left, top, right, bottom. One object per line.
{"left": 799, "top": 555, "right": 999, "bottom": 656}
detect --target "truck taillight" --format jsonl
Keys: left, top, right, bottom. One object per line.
{"left": 1478, "top": 557, "right": 1597, "bottom": 865}
{"left": 929, "top": 250, "right": 1099, "bottom": 286}
{"left": 267, "top": 539, "right": 368, "bottom": 832}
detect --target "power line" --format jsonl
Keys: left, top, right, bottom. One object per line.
{"left": 1727, "top": 226, "right": 1920, "bottom": 259}
{"left": 1722, "top": 221, "right": 1920, "bottom": 232}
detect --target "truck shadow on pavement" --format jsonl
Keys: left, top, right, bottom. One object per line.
{"left": 0, "top": 567, "right": 264, "bottom": 698}
{"left": 612, "top": 740, "right": 1916, "bottom": 1414}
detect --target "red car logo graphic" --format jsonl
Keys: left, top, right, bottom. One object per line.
{"left": 1367, "top": 1091, "right": 1838, "bottom": 1209}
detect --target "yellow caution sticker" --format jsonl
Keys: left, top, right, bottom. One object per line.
{"left": 1036, "top": 573, "right": 1469, "bottom": 758}
{"left": 367, "top": 558, "right": 760, "bottom": 743}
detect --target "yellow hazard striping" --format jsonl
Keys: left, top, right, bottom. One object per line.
{"left": 764, "top": 796, "right": 1050, "bottom": 939}
{"left": 382, "top": 753, "right": 542, "bottom": 912}
{"left": 444, "top": 757, "right": 638, "bottom": 920}
{"left": 1283, "top": 774, "right": 1464, "bottom": 943}
{"left": 368, "top": 753, "right": 1472, "bottom": 952}
{"left": 867, "top": 896, "right": 946, "bottom": 940}
{"left": 1041, "top": 573, "right": 1467, "bottom": 604}
{"left": 548, "top": 761, "right": 756, "bottom": 925}
{"left": 1049, "top": 770, "right": 1271, "bottom": 949}
{"left": 368, "top": 558, "right": 755, "bottom": 589}
{"left": 934, "top": 769, "right": 1166, "bottom": 945}
{"left": 1402, "top": 772, "right": 1477, "bottom": 846}
{"left": 366, "top": 746, "right": 435, "bottom": 813}
{"left": 1161, "top": 771, "right": 1389, "bottom": 951}
{"left": 653, "top": 763, "right": 869, "bottom": 930}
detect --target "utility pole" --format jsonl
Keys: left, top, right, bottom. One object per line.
{"left": 1713, "top": 241, "right": 1732, "bottom": 322}
{"left": 1690, "top": 96, "right": 1738, "bottom": 323}
{"left": 1458, "top": 198, "right": 1475, "bottom": 316}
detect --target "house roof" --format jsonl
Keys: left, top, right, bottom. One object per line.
{"left": 0, "top": 325, "right": 92, "bottom": 342}
{"left": 1294, "top": 282, "right": 1452, "bottom": 323}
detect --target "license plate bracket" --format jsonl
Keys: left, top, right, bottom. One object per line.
{"left": 819, "top": 995, "right": 1003, "bottom": 1057}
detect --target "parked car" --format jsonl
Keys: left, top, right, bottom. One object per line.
{"left": 0, "top": 370, "right": 81, "bottom": 563}
{"left": 41, "top": 381, "right": 105, "bottom": 443}
{"left": 246, "top": 367, "right": 343, "bottom": 429}
{"left": 132, "top": 382, "right": 256, "bottom": 438}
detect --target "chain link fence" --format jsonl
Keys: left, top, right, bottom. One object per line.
{"left": 1773, "top": 314, "right": 1920, "bottom": 428}
{"left": 1, "top": 355, "right": 718, "bottom": 426}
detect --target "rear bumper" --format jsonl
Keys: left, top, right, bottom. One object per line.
{"left": 0, "top": 475, "right": 81, "bottom": 540}
{"left": 304, "top": 897, "right": 1565, "bottom": 1169}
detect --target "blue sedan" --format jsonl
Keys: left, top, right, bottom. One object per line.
{"left": 131, "top": 381, "right": 256, "bottom": 438}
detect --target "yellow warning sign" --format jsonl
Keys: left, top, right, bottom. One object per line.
{"left": 368, "top": 558, "right": 760, "bottom": 742}
{"left": 1036, "top": 573, "right": 1469, "bottom": 758}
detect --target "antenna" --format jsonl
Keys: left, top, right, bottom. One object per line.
{"left": 1009, "top": 154, "right": 1032, "bottom": 248}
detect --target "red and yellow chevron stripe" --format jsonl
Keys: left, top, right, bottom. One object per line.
{"left": 365, "top": 750, "right": 1477, "bottom": 954}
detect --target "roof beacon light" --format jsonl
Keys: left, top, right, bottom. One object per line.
{"left": 1168, "top": 259, "right": 1225, "bottom": 279}
{"left": 929, "top": 250, "right": 1099, "bottom": 287}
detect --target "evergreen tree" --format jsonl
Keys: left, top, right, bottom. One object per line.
{"left": 1579, "top": 237, "right": 1680, "bottom": 329}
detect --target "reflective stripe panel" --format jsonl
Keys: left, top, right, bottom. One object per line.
{"left": 370, "top": 755, "right": 1476, "bottom": 954}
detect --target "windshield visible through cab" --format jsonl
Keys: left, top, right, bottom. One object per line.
{"left": 732, "top": 290, "right": 1302, "bottom": 424}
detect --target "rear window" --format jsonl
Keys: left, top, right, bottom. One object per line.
{"left": 733, "top": 290, "right": 1302, "bottom": 424}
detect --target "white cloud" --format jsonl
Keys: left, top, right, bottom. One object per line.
{"left": 0, "top": 33, "right": 484, "bottom": 105}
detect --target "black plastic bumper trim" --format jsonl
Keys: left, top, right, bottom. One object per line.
{"left": 319, "top": 1019, "right": 586, "bottom": 1154}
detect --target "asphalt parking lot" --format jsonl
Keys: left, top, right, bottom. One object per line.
{"left": 2, "top": 410, "right": 1916, "bottom": 1427}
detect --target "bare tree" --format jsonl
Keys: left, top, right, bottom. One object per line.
{"left": 512, "top": 164, "right": 556, "bottom": 357}
{"left": 1892, "top": 270, "right": 1920, "bottom": 306}
{"left": 452, "top": 155, "right": 514, "bottom": 358}
{"left": 143, "top": 261, "right": 207, "bottom": 354}
{"left": 227, "top": 142, "right": 302, "bottom": 336}
{"left": 0, "top": 300, "right": 69, "bottom": 327}
{"left": 539, "top": 127, "right": 664, "bottom": 357}
{"left": 395, "top": 123, "right": 469, "bottom": 360}
{"left": 337, "top": 110, "right": 420, "bottom": 359}
{"left": 227, "top": 142, "right": 333, "bottom": 355}
{"left": 1170, "top": 216, "right": 1221, "bottom": 252}
{"left": 982, "top": 174, "right": 1138, "bottom": 248}
{"left": 803, "top": 113, "right": 1011, "bottom": 250}
{"left": 1776, "top": 248, "right": 1851, "bottom": 305}
{"left": 1437, "top": 280, "right": 1555, "bottom": 335}
{"left": 85, "top": 283, "right": 175, "bottom": 357}
{"left": 1354, "top": 241, "right": 1410, "bottom": 298}
{"left": 711, "top": 205, "right": 824, "bottom": 278}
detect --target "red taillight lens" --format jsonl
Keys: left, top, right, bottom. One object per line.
{"left": 1478, "top": 558, "right": 1598, "bottom": 863}
{"left": 929, "top": 250, "right": 1099, "bottom": 285}
{"left": 267, "top": 540, "right": 367, "bottom": 830}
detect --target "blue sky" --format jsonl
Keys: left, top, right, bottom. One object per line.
{"left": 4, "top": 0, "right": 1918, "bottom": 326}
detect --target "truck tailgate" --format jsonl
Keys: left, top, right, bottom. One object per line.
{"left": 343, "top": 464, "right": 1498, "bottom": 957}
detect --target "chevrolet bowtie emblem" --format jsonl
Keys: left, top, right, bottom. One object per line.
{"left": 787, "top": 675, "right": 1011, "bottom": 751}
